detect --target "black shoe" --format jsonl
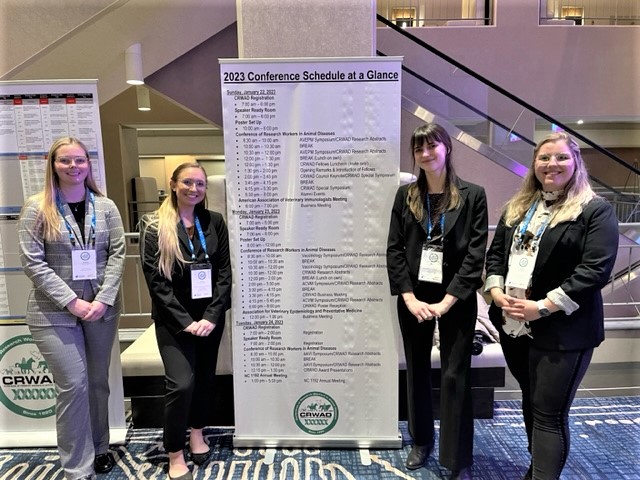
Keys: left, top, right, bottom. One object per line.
{"left": 190, "top": 447, "right": 211, "bottom": 466}
{"left": 450, "top": 467, "right": 472, "bottom": 480}
{"left": 168, "top": 471, "right": 193, "bottom": 480}
{"left": 94, "top": 452, "right": 115, "bottom": 474}
{"left": 405, "top": 443, "right": 432, "bottom": 470}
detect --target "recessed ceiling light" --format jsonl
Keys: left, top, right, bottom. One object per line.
{"left": 577, "top": 120, "right": 584, "bottom": 125}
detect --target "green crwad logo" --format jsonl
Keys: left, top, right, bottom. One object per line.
{"left": 0, "top": 335, "right": 55, "bottom": 418}
{"left": 294, "top": 391, "right": 339, "bottom": 435}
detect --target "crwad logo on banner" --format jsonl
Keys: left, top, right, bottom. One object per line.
{"left": 294, "top": 391, "right": 339, "bottom": 435}
{"left": 0, "top": 335, "right": 55, "bottom": 418}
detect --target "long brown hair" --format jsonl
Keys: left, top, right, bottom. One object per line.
{"left": 407, "top": 123, "right": 461, "bottom": 221}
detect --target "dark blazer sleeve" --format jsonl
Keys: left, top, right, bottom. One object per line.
{"left": 485, "top": 214, "right": 510, "bottom": 280}
{"left": 202, "top": 211, "right": 231, "bottom": 324}
{"left": 140, "top": 219, "right": 194, "bottom": 333}
{"left": 445, "top": 184, "right": 488, "bottom": 301}
{"left": 386, "top": 186, "right": 413, "bottom": 296}
{"left": 557, "top": 198, "right": 619, "bottom": 301}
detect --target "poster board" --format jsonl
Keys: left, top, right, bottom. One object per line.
{"left": 0, "top": 80, "right": 126, "bottom": 447}
{"left": 221, "top": 57, "right": 402, "bottom": 448}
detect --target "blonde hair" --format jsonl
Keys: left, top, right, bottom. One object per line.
{"left": 406, "top": 123, "right": 461, "bottom": 222}
{"left": 33, "top": 137, "right": 102, "bottom": 241}
{"left": 503, "top": 132, "right": 596, "bottom": 227}
{"left": 141, "top": 163, "right": 208, "bottom": 279}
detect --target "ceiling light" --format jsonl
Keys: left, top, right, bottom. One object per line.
{"left": 136, "top": 85, "right": 150, "bottom": 111}
{"left": 125, "top": 43, "right": 144, "bottom": 85}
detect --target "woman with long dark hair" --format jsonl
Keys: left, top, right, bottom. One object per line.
{"left": 387, "top": 123, "right": 488, "bottom": 479}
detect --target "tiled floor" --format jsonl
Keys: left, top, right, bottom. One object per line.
{"left": 496, "top": 361, "right": 640, "bottom": 401}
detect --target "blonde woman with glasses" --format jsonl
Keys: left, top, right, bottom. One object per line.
{"left": 140, "top": 163, "right": 231, "bottom": 480}
{"left": 485, "top": 132, "right": 619, "bottom": 480}
{"left": 18, "top": 137, "right": 125, "bottom": 479}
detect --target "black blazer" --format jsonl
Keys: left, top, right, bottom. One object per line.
{"left": 486, "top": 197, "right": 619, "bottom": 350}
{"left": 386, "top": 179, "right": 488, "bottom": 304}
{"left": 141, "top": 207, "right": 232, "bottom": 334}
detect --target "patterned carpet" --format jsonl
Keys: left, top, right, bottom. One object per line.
{"left": 0, "top": 396, "right": 638, "bottom": 479}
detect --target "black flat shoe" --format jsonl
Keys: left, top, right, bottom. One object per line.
{"left": 190, "top": 447, "right": 211, "bottom": 466}
{"left": 405, "top": 443, "right": 432, "bottom": 470}
{"left": 94, "top": 452, "right": 115, "bottom": 474}
{"left": 450, "top": 466, "right": 472, "bottom": 480}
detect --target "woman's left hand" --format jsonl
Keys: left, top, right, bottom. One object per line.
{"left": 82, "top": 301, "right": 108, "bottom": 322}
{"left": 502, "top": 299, "right": 541, "bottom": 322}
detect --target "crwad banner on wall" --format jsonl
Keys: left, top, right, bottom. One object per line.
{"left": 220, "top": 57, "right": 402, "bottom": 448}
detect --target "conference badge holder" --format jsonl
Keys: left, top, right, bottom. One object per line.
{"left": 190, "top": 263, "right": 212, "bottom": 299}
{"left": 71, "top": 249, "right": 97, "bottom": 280}
{"left": 418, "top": 244, "right": 443, "bottom": 284}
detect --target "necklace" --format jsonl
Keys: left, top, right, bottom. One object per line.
{"left": 68, "top": 201, "right": 84, "bottom": 213}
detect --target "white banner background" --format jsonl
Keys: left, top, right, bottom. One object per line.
{"left": 221, "top": 58, "right": 402, "bottom": 447}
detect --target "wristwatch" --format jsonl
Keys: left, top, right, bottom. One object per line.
{"left": 536, "top": 300, "right": 551, "bottom": 317}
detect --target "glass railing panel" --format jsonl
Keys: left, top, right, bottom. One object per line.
{"left": 377, "top": 14, "right": 639, "bottom": 222}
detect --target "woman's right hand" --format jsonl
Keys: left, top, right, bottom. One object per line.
{"left": 490, "top": 288, "right": 515, "bottom": 309}
{"left": 66, "top": 298, "right": 92, "bottom": 319}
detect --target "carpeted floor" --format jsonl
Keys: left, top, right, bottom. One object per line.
{"left": 0, "top": 396, "right": 638, "bottom": 479}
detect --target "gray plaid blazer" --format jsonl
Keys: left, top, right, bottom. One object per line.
{"left": 18, "top": 192, "right": 126, "bottom": 327}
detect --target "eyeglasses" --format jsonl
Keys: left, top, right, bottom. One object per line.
{"left": 179, "top": 179, "right": 207, "bottom": 189}
{"left": 536, "top": 153, "right": 572, "bottom": 163}
{"left": 56, "top": 156, "right": 88, "bottom": 166}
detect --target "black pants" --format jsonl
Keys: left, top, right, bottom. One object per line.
{"left": 155, "top": 321, "right": 225, "bottom": 453}
{"left": 398, "top": 296, "right": 475, "bottom": 471}
{"left": 499, "top": 331, "right": 593, "bottom": 480}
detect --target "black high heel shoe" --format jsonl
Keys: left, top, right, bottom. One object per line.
{"left": 190, "top": 447, "right": 211, "bottom": 466}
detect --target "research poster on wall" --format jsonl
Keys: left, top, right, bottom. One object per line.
{"left": 0, "top": 80, "right": 125, "bottom": 447}
{"left": 221, "top": 57, "right": 403, "bottom": 447}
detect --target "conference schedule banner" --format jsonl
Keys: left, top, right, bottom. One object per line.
{"left": 220, "top": 58, "right": 402, "bottom": 448}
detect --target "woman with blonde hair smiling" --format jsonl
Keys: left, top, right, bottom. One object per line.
{"left": 140, "top": 162, "right": 231, "bottom": 480}
{"left": 485, "top": 132, "right": 619, "bottom": 479}
{"left": 19, "top": 137, "right": 125, "bottom": 479}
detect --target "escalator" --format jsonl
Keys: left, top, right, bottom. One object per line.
{"left": 376, "top": 14, "right": 640, "bottom": 329}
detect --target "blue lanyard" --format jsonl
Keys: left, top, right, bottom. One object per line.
{"left": 56, "top": 191, "right": 96, "bottom": 248}
{"left": 424, "top": 194, "right": 445, "bottom": 242}
{"left": 181, "top": 216, "right": 209, "bottom": 262}
{"left": 516, "top": 200, "right": 551, "bottom": 249}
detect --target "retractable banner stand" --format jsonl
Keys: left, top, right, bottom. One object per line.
{"left": 220, "top": 57, "right": 403, "bottom": 448}
{"left": 0, "top": 80, "right": 126, "bottom": 447}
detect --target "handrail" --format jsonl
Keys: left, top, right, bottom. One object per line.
{"left": 376, "top": 13, "right": 640, "bottom": 179}
{"left": 377, "top": 51, "right": 535, "bottom": 148}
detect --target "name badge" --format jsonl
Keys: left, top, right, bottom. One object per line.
{"left": 505, "top": 253, "right": 536, "bottom": 290}
{"left": 71, "top": 249, "right": 97, "bottom": 280}
{"left": 191, "top": 263, "right": 212, "bottom": 299}
{"left": 418, "top": 245, "right": 443, "bottom": 284}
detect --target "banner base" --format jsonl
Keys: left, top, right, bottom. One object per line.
{"left": 233, "top": 432, "right": 402, "bottom": 449}
{"left": 0, "top": 427, "right": 128, "bottom": 448}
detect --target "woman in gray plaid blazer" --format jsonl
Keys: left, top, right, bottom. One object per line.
{"left": 18, "top": 137, "right": 125, "bottom": 480}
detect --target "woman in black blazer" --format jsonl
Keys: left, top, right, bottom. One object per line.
{"left": 387, "top": 124, "right": 488, "bottom": 480}
{"left": 485, "top": 132, "right": 618, "bottom": 480}
{"left": 141, "top": 163, "right": 231, "bottom": 480}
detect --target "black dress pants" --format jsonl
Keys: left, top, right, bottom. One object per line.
{"left": 398, "top": 296, "right": 475, "bottom": 471}
{"left": 499, "top": 330, "right": 593, "bottom": 480}
{"left": 155, "top": 320, "right": 225, "bottom": 453}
